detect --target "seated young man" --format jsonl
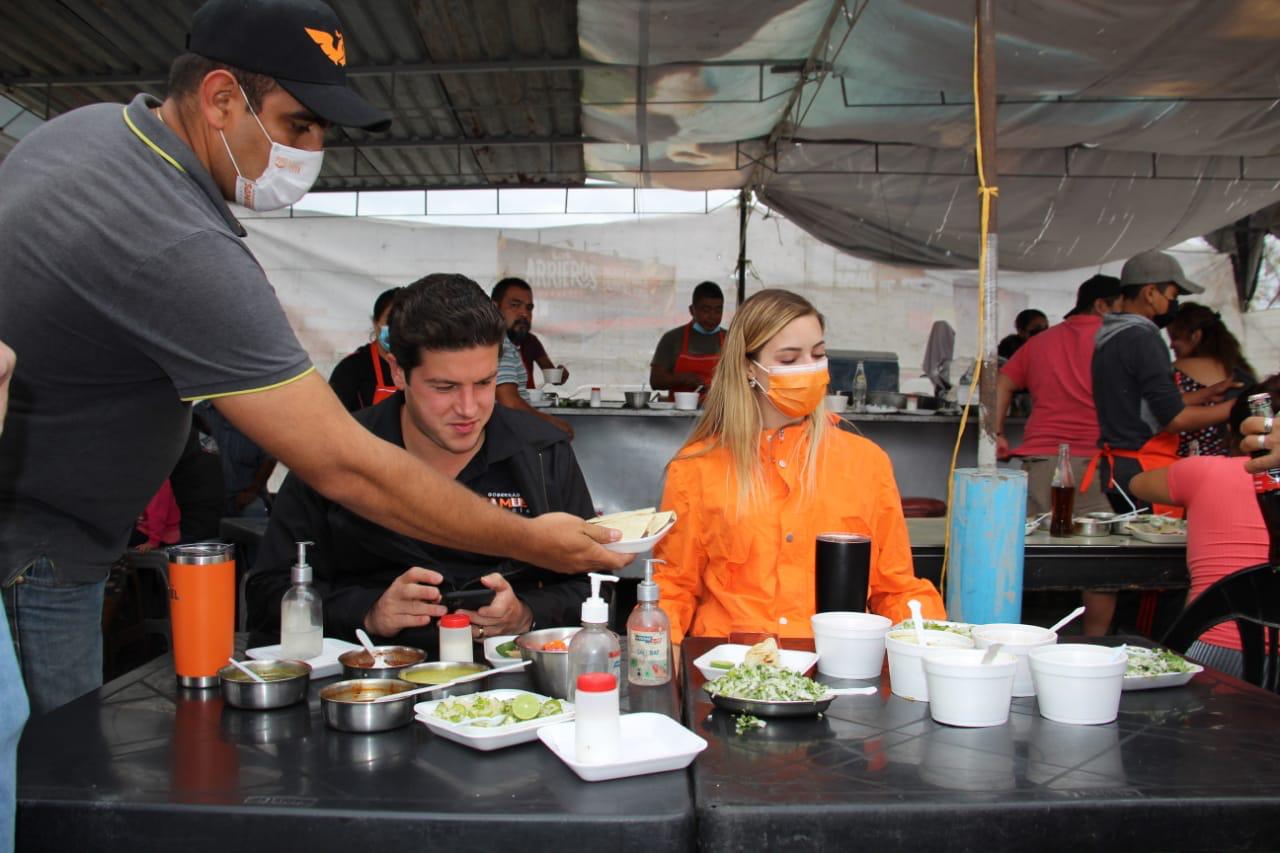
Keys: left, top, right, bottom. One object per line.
{"left": 246, "top": 274, "right": 591, "bottom": 656}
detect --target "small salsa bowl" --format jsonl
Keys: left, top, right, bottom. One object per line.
{"left": 338, "top": 645, "right": 426, "bottom": 680}
{"left": 219, "top": 659, "right": 311, "bottom": 710}
{"left": 398, "top": 661, "right": 489, "bottom": 698}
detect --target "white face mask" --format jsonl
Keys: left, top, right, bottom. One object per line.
{"left": 219, "top": 87, "right": 323, "bottom": 212}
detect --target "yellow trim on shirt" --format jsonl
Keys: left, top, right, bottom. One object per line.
{"left": 122, "top": 106, "right": 187, "bottom": 174}
{"left": 181, "top": 366, "right": 316, "bottom": 402}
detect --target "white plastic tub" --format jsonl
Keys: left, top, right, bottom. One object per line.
{"left": 921, "top": 648, "right": 1017, "bottom": 727}
{"left": 1028, "top": 644, "right": 1126, "bottom": 725}
{"left": 971, "top": 623, "right": 1057, "bottom": 697}
{"left": 810, "top": 612, "right": 892, "bottom": 679}
{"left": 885, "top": 629, "right": 974, "bottom": 701}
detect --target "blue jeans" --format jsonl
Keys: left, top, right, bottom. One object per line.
{"left": 0, "top": 597, "right": 29, "bottom": 853}
{"left": 4, "top": 556, "right": 106, "bottom": 716}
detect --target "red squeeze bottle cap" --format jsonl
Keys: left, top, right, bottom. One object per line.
{"left": 576, "top": 672, "right": 617, "bottom": 692}
{"left": 439, "top": 613, "right": 470, "bottom": 628}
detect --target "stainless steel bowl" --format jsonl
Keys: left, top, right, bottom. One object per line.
{"left": 218, "top": 659, "right": 311, "bottom": 710}
{"left": 319, "top": 678, "right": 418, "bottom": 732}
{"left": 516, "top": 626, "right": 581, "bottom": 699}
{"left": 1073, "top": 512, "right": 1121, "bottom": 537}
{"left": 623, "top": 390, "right": 651, "bottom": 409}
{"left": 338, "top": 645, "right": 426, "bottom": 680}
{"left": 397, "top": 661, "right": 489, "bottom": 698}
{"left": 868, "top": 391, "right": 907, "bottom": 409}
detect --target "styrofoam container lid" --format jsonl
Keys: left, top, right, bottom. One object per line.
{"left": 1028, "top": 644, "right": 1126, "bottom": 675}
{"left": 811, "top": 611, "right": 892, "bottom": 638}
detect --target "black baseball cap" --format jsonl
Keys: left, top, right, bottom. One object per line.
{"left": 1065, "top": 274, "right": 1122, "bottom": 317}
{"left": 188, "top": 0, "right": 391, "bottom": 132}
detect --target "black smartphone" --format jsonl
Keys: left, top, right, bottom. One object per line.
{"left": 440, "top": 588, "right": 496, "bottom": 611}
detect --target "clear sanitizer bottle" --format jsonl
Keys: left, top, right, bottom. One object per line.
{"left": 568, "top": 572, "right": 621, "bottom": 685}
{"left": 627, "top": 559, "right": 672, "bottom": 686}
{"left": 280, "top": 541, "right": 323, "bottom": 660}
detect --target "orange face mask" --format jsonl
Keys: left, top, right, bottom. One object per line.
{"left": 753, "top": 358, "right": 830, "bottom": 418}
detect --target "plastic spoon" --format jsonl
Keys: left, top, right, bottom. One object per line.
{"left": 371, "top": 660, "right": 531, "bottom": 703}
{"left": 227, "top": 657, "right": 266, "bottom": 684}
{"left": 981, "top": 642, "right": 1004, "bottom": 665}
{"left": 1047, "top": 605, "right": 1087, "bottom": 635}
{"left": 907, "top": 598, "right": 928, "bottom": 647}
{"left": 824, "top": 686, "right": 878, "bottom": 697}
{"left": 355, "top": 628, "right": 386, "bottom": 667}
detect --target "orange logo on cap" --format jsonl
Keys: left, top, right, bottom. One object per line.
{"left": 304, "top": 27, "right": 346, "bottom": 66}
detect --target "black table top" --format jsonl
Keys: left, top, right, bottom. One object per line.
{"left": 19, "top": 653, "right": 691, "bottom": 853}
{"left": 682, "top": 636, "right": 1280, "bottom": 853}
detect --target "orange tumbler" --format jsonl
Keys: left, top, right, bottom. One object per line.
{"left": 167, "top": 542, "right": 236, "bottom": 688}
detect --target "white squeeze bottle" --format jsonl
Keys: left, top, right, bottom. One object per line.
{"left": 627, "top": 559, "right": 672, "bottom": 686}
{"left": 280, "top": 541, "right": 323, "bottom": 659}
{"left": 568, "top": 572, "right": 621, "bottom": 684}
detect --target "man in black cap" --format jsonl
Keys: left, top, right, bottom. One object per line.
{"left": 0, "top": 0, "right": 627, "bottom": 716}
{"left": 1083, "top": 251, "right": 1238, "bottom": 521}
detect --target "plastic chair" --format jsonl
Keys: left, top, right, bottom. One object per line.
{"left": 1160, "top": 561, "right": 1280, "bottom": 692}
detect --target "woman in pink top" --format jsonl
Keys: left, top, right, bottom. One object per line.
{"left": 1130, "top": 377, "right": 1278, "bottom": 678}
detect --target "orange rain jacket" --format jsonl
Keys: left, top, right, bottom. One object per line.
{"left": 654, "top": 420, "right": 946, "bottom": 644}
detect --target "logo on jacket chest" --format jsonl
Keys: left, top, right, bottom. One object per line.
{"left": 488, "top": 491, "right": 530, "bottom": 515}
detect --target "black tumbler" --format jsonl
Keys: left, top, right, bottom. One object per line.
{"left": 815, "top": 533, "right": 871, "bottom": 613}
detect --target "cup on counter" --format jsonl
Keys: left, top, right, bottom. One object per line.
{"left": 825, "top": 394, "right": 848, "bottom": 413}
{"left": 527, "top": 388, "right": 545, "bottom": 405}
{"left": 542, "top": 367, "right": 565, "bottom": 385}
{"left": 167, "top": 542, "right": 236, "bottom": 688}
{"left": 673, "top": 392, "right": 699, "bottom": 411}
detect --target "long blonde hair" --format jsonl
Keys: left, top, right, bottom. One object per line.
{"left": 675, "top": 289, "right": 829, "bottom": 510}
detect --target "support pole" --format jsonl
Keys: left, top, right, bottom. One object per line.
{"left": 736, "top": 188, "right": 749, "bottom": 307}
{"left": 976, "top": 0, "right": 1000, "bottom": 471}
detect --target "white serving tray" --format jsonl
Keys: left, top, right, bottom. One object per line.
{"left": 1122, "top": 665, "right": 1203, "bottom": 691}
{"left": 538, "top": 712, "right": 707, "bottom": 782}
{"left": 691, "top": 643, "right": 819, "bottom": 682}
{"left": 246, "top": 638, "right": 361, "bottom": 679}
{"left": 482, "top": 634, "right": 522, "bottom": 668}
{"left": 416, "top": 689, "right": 574, "bottom": 751}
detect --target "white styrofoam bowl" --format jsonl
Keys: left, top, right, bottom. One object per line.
{"left": 810, "top": 611, "right": 891, "bottom": 679}
{"left": 885, "top": 629, "right": 975, "bottom": 702}
{"left": 971, "top": 623, "right": 1057, "bottom": 697}
{"left": 1028, "top": 644, "right": 1127, "bottom": 725}
{"left": 922, "top": 648, "right": 1017, "bottom": 727}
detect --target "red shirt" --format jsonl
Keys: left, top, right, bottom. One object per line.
{"left": 1000, "top": 314, "right": 1102, "bottom": 457}
{"left": 1166, "top": 455, "right": 1269, "bottom": 651}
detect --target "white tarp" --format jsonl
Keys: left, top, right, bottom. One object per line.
{"left": 243, "top": 207, "right": 1272, "bottom": 395}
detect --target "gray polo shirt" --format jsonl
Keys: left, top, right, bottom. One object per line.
{"left": 0, "top": 94, "right": 312, "bottom": 582}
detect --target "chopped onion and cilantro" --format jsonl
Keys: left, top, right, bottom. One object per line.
{"left": 704, "top": 664, "right": 828, "bottom": 702}
{"left": 1123, "top": 646, "right": 1194, "bottom": 678}
{"left": 432, "top": 692, "right": 564, "bottom": 727}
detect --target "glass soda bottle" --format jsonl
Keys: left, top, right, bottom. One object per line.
{"left": 852, "top": 361, "right": 868, "bottom": 412}
{"left": 1049, "top": 442, "right": 1076, "bottom": 537}
{"left": 1246, "top": 393, "right": 1280, "bottom": 564}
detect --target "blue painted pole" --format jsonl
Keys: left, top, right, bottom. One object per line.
{"left": 945, "top": 468, "right": 1027, "bottom": 624}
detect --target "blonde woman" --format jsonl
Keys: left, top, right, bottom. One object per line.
{"left": 653, "top": 289, "right": 945, "bottom": 644}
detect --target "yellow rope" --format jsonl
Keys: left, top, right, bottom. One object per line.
{"left": 940, "top": 22, "right": 999, "bottom": 593}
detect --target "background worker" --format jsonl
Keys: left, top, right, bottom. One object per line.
{"left": 650, "top": 281, "right": 727, "bottom": 395}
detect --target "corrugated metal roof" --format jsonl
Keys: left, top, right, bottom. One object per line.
{"left": 0, "top": 0, "right": 586, "bottom": 189}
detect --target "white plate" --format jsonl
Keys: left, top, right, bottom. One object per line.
{"left": 482, "top": 634, "right": 523, "bottom": 668}
{"left": 647, "top": 401, "right": 675, "bottom": 410}
{"left": 691, "top": 643, "right": 820, "bottom": 682}
{"left": 601, "top": 517, "right": 677, "bottom": 554}
{"left": 896, "top": 409, "right": 936, "bottom": 416}
{"left": 530, "top": 400, "right": 554, "bottom": 408}
{"left": 1126, "top": 526, "right": 1188, "bottom": 545}
{"left": 538, "top": 712, "right": 707, "bottom": 782}
{"left": 1122, "top": 665, "right": 1203, "bottom": 691}
{"left": 246, "top": 638, "right": 361, "bottom": 679}
{"left": 416, "top": 689, "right": 574, "bottom": 751}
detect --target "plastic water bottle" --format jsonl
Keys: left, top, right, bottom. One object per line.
{"left": 852, "top": 361, "right": 868, "bottom": 412}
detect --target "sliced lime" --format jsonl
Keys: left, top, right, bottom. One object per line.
{"left": 510, "top": 692, "right": 541, "bottom": 721}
